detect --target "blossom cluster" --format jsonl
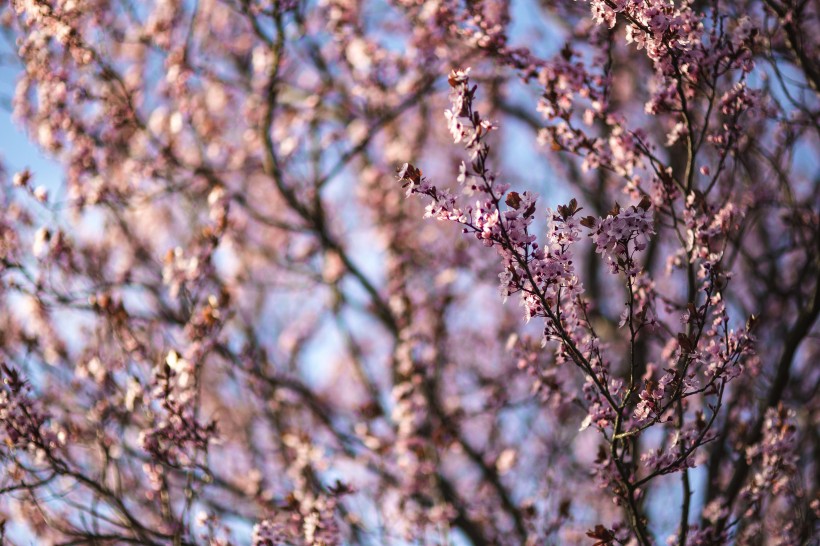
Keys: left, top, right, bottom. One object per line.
{"left": 0, "top": 363, "right": 59, "bottom": 457}
{"left": 251, "top": 435, "right": 350, "bottom": 546}
{"left": 138, "top": 350, "right": 217, "bottom": 467}
{"left": 741, "top": 405, "right": 799, "bottom": 506}
{"left": 583, "top": 199, "right": 655, "bottom": 276}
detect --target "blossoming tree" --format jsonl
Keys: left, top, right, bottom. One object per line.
{"left": 0, "top": 0, "right": 817, "bottom": 544}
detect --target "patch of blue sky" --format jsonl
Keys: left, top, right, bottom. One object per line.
{"left": 509, "top": 0, "right": 568, "bottom": 59}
